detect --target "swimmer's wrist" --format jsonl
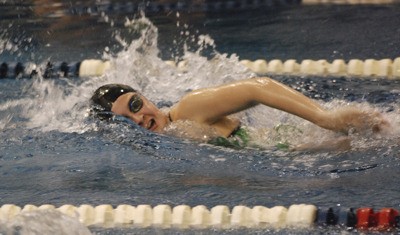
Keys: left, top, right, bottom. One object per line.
{"left": 316, "top": 110, "right": 346, "bottom": 133}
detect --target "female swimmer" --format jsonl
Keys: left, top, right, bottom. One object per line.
{"left": 90, "top": 77, "right": 389, "bottom": 149}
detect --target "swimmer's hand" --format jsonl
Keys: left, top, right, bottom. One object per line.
{"left": 323, "top": 107, "right": 390, "bottom": 134}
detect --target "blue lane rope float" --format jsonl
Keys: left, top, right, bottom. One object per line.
{"left": 1, "top": 57, "right": 399, "bottom": 79}
{"left": 0, "top": 204, "right": 399, "bottom": 231}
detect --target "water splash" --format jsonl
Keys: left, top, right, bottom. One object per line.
{"left": 103, "top": 16, "right": 252, "bottom": 103}
{"left": 23, "top": 77, "right": 96, "bottom": 132}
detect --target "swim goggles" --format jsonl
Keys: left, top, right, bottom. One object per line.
{"left": 128, "top": 94, "right": 143, "bottom": 113}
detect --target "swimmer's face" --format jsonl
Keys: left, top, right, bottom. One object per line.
{"left": 111, "top": 92, "right": 168, "bottom": 132}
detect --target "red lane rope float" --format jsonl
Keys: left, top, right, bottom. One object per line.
{"left": 356, "top": 208, "right": 400, "bottom": 231}
{"left": 357, "top": 208, "right": 378, "bottom": 230}
{"left": 377, "top": 208, "right": 399, "bottom": 231}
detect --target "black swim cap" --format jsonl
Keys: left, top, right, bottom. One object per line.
{"left": 90, "top": 84, "right": 136, "bottom": 119}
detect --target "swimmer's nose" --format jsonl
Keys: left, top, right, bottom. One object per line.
{"left": 129, "top": 114, "right": 144, "bottom": 126}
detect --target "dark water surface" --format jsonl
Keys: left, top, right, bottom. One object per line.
{"left": 1, "top": 1, "right": 399, "bottom": 61}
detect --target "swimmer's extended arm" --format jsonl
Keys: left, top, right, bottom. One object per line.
{"left": 171, "top": 77, "right": 329, "bottom": 128}
{"left": 170, "top": 77, "right": 389, "bottom": 134}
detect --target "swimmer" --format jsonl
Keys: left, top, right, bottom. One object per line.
{"left": 90, "top": 77, "right": 389, "bottom": 149}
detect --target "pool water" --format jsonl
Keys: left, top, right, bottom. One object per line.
{"left": 0, "top": 0, "right": 400, "bottom": 234}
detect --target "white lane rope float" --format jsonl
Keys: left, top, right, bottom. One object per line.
{"left": 0, "top": 204, "right": 399, "bottom": 231}
{"left": 1, "top": 57, "right": 399, "bottom": 79}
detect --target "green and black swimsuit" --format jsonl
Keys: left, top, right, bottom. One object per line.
{"left": 208, "top": 126, "right": 250, "bottom": 149}
{"left": 208, "top": 124, "right": 302, "bottom": 150}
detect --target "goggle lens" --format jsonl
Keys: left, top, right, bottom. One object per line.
{"left": 128, "top": 94, "right": 143, "bottom": 113}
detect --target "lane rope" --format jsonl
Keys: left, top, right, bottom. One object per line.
{"left": 1, "top": 0, "right": 396, "bottom": 27}
{"left": 1, "top": 57, "right": 399, "bottom": 79}
{"left": 62, "top": 0, "right": 301, "bottom": 16}
{"left": 6, "top": 0, "right": 393, "bottom": 20}
{"left": 1, "top": 204, "right": 399, "bottom": 231}
{"left": 302, "top": 0, "right": 396, "bottom": 4}
{"left": 239, "top": 58, "right": 400, "bottom": 78}
{"left": 65, "top": 0, "right": 398, "bottom": 17}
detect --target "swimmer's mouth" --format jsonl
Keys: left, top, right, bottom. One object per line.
{"left": 148, "top": 119, "right": 156, "bottom": 131}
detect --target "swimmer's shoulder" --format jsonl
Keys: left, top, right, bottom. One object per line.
{"left": 168, "top": 105, "right": 239, "bottom": 137}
